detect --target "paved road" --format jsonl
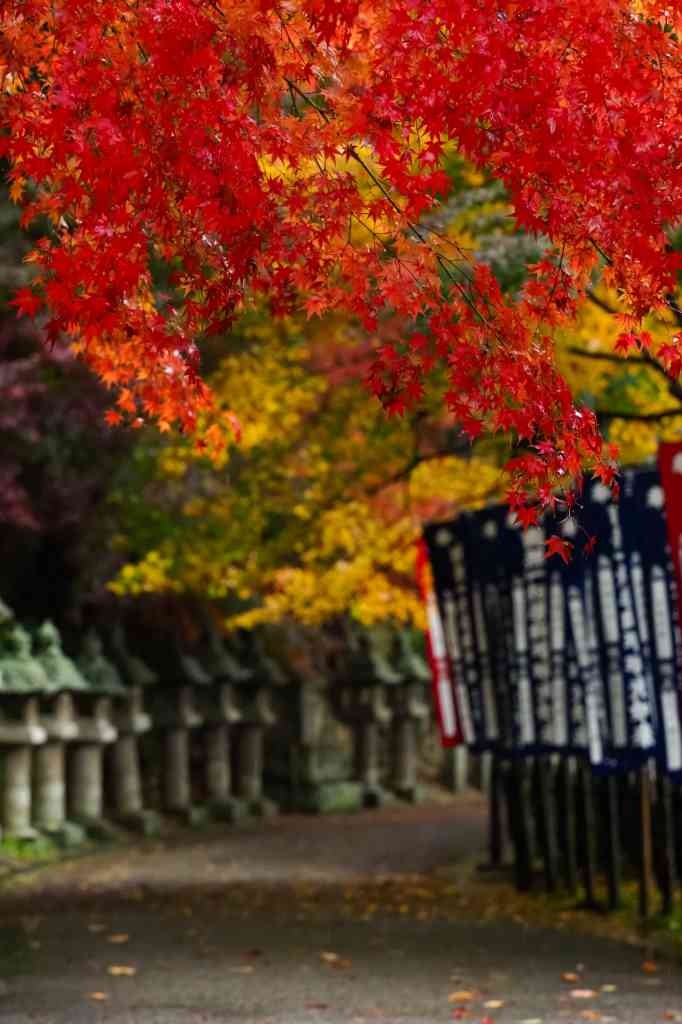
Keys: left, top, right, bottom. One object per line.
{"left": 0, "top": 794, "right": 681, "bottom": 1024}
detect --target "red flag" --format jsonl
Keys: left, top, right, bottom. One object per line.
{"left": 416, "top": 538, "right": 463, "bottom": 747}
{"left": 659, "top": 442, "right": 682, "bottom": 601}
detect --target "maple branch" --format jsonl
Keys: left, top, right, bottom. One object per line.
{"left": 565, "top": 345, "right": 648, "bottom": 365}
{"left": 585, "top": 287, "right": 617, "bottom": 316}
{"left": 583, "top": 290, "right": 682, "bottom": 403}
{"left": 284, "top": 78, "right": 496, "bottom": 331}
{"left": 596, "top": 406, "right": 682, "bottom": 422}
{"left": 284, "top": 78, "right": 331, "bottom": 124}
{"left": 363, "top": 441, "right": 485, "bottom": 496}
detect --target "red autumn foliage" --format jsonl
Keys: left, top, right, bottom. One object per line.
{"left": 2, "top": 0, "right": 682, "bottom": 513}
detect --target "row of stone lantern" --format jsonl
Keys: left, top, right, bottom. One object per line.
{"left": 0, "top": 602, "right": 435, "bottom": 844}
{"left": 0, "top": 603, "right": 158, "bottom": 844}
{"left": 0, "top": 603, "right": 288, "bottom": 843}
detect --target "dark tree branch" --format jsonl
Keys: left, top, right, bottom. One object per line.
{"left": 596, "top": 407, "right": 682, "bottom": 422}
{"left": 565, "top": 345, "right": 648, "bottom": 365}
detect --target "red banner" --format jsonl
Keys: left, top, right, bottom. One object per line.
{"left": 416, "top": 538, "right": 462, "bottom": 747}
{"left": 659, "top": 442, "right": 682, "bottom": 601}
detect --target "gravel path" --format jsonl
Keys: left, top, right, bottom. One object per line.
{"left": 0, "top": 793, "right": 680, "bottom": 1024}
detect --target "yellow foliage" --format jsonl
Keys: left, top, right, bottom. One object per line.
{"left": 557, "top": 288, "right": 682, "bottom": 466}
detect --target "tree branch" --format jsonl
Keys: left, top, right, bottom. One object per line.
{"left": 565, "top": 345, "right": 648, "bottom": 365}
{"left": 596, "top": 407, "right": 682, "bottom": 422}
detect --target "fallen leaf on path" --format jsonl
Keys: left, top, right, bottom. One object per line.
{"left": 88, "top": 992, "right": 109, "bottom": 1002}
{"left": 107, "top": 934, "right": 129, "bottom": 945}
{"left": 484, "top": 1000, "right": 505, "bottom": 1009}
{"left": 88, "top": 923, "right": 106, "bottom": 934}
{"left": 571, "top": 990, "right": 598, "bottom": 999}
{"left": 601, "top": 985, "right": 617, "bottom": 993}
{"left": 448, "top": 990, "right": 475, "bottom": 1002}
{"left": 320, "top": 952, "right": 351, "bottom": 969}
{"left": 451, "top": 1009, "right": 469, "bottom": 1020}
{"left": 305, "top": 1003, "right": 329, "bottom": 1010}
{"left": 580, "top": 1011, "right": 602, "bottom": 1020}
{"left": 521, "top": 1019, "right": 543, "bottom": 1023}
{"left": 642, "top": 961, "right": 659, "bottom": 974}
{"left": 243, "top": 948, "right": 263, "bottom": 958}
{"left": 107, "top": 965, "right": 137, "bottom": 977}
{"left": 230, "top": 965, "right": 255, "bottom": 974}
{"left": 562, "top": 972, "right": 580, "bottom": 983}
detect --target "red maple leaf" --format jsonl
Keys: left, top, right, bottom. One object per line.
{"left": 514, "top": 505, "right": 540, "bottom": 529}
{"left": 583, "top": 534, "right": 597, "bottom": 556}
{"left": 10, "top": 288, "right": 43, "bottom": 319}
{"left": 545, "top": 535, "right": 573, "bottom": 564}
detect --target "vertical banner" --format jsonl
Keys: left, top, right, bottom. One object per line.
{"left": 421, "top": 462, "right": 682, "bottom": 771}
{"left": 624, "top": 468, "right": 682, "bottom": 777}
{"left": 658, "top": 443, "right": 682, "bottom": 775}
{"left": 550, "top": 513, "right": 607, "bottom": 766}
{"left": 415, "top": 537, "right": 461, "bottom": 747}
{"left": 581, "top": 479, "right": 657, "bottom": 768}
{"left": 659, "top": 442, "right": 682, "bottom": 602}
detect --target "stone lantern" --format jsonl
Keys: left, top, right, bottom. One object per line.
{"left": 0, "top": 610, "right": 47, "bottom": 841}
{"left": 32, "top": 645, "right": 83, "bottom": 846}
{"left": 336, "top": 622, "right": 396, "bottom": 807}
{"left": 391, "top": 630, "right": 430, "bottom": 802}
{"left": 77, "top": 630, "right": 159, "bottom": 836}
{"left": 141, "top": 635, "right": 209, "bottom": 825}
{"left": 231, "top": 632, "right": 279, "bottom": 816}
{"left": 34, "top": 621, "right": 117, "bottom": 835}
{"left": 272, "top": 624, "right": 361, "bottom": 814}
{"left": 196, "top": 621, "right": 247, "bottom": 822}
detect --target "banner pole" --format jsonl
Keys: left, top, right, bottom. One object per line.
{"left": 605, "top": 772, "right": 622, "bottom": 911}
{"left": 638, "top": 760, "right": 655, "bottom": 920}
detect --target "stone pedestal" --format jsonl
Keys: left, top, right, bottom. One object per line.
{"left": 284, "top": 685, "right": 361, "bottom": 814}
{"left": 344, "top": 685, "right": 393, "bottom": 807}
{"left": 68, "top": 695, "right": 117, "bottom": 837}
{"left": 200, "top": 684, "right": 244, "bottom": 822}
{"left": 158, "top": 687, "right": 207, "bottom": 826}
{"left": 391, "top": 682, "right": 429, "bottom": 802}
{"left": 110, "top": 689, "right": 160, "bottom": 836}
{"left": 444, "top": 745, "right": 470, "bottom": 792}
{"left": 3, "top": 747, "right": 33, "bottom": 839}
{"left": 70, "top": 743, "right": 103, "bottom": 820}
{"left": 0, "top": 697, "right": 46, "bottom": 841}
{"left": 236, "top": 688, "right": 278, "bottom": 816}
{"left": 33, "top": 693, "right": 84, "bottom": 846}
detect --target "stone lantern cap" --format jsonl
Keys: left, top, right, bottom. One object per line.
{"left": 199, "top": 681, "right": 242, "bottom": 726}
{"left": 107, "top": 623, "right": 159, "bottom": 688}
{"left": 33, "top": 621, "right": 89, "bottom": 693}
{"left": 0, "top": 696, "right": 46, "bottom": 745}
{"left": 0, "top": 619, "right": 51, "bottom": 694}
{"left": 343, "top": 622, "right": 405, "bottom": 687}
{"left": 0, "top": 605, "right": 47, "bottom": 740}
{"left": 38, "top": 691, "right": 79, "bottom": 741}
{"left": 199, "top": 616, "right": 254, "bottom": 684}
{"left": 75, "top": 693, "right": 118, "bottom": 744}
{"left": 76, "top": 630, "right": 128, "bottom": 696}
{"left": 237, "top": 684, "right": 277, "bottom": 727}
{"left": 367, "top": 625, "right": 405, "bottom": 686}
{"left": 398, "top": 630, "right": 431, "bottom": 683}
{"left": 233, "top": 629, "right": 290, "bottom": 690}
{"left": 77, "top": 631, "right": 151, "bottom": 732}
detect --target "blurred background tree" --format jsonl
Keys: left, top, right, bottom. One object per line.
{"left": 0, "top": 173, "right": 133, "bottom": 625}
